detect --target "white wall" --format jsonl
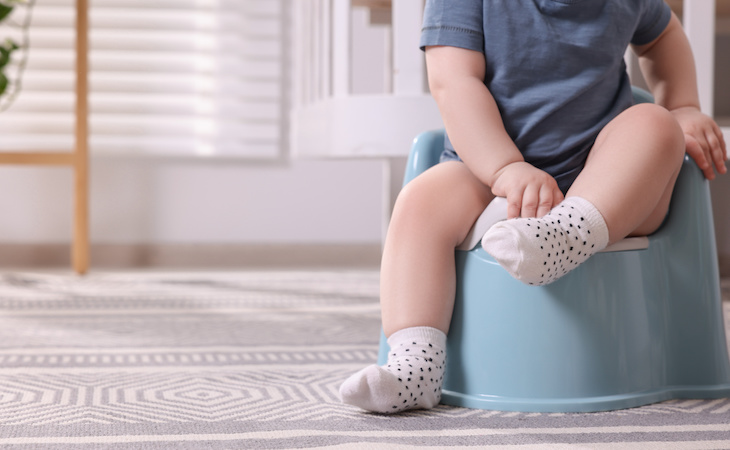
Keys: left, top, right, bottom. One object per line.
{"left": 0, "top": 158, "right": 386, "bottom": 246}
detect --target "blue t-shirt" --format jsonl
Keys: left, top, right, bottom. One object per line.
{"left": 420, "top": 0, "right": 672, "bottom": 191}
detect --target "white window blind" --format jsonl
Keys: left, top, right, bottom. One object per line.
{"left": 0, "top": 0, "right": 286, "bottom": 159}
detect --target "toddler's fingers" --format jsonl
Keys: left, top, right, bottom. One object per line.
{"left": 536, "top": 183, "right": 559, "bottom": 218}
{"left": 553, "top": 185, "right": 565, "bottom": 208}
{"left": 520, "top": 185, "right": 540, "bottom": 218}
{"left": 706, "top": 130, "right": 727, "bottom": 175}
{"left": 710, "top": 120, "right": 726, "bottom": 148}
{"left": 506, "top": 189, "right": 524, "bottom": 220}
{"left": 685, "top": 134, "right": 715, "bottom": 180}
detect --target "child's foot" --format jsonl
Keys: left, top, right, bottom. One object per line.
{"left": 481, "top": 196, "right": 609, "bottom": 286}
{"left": 339, "top": 327, "right": 446, "bottom": 414}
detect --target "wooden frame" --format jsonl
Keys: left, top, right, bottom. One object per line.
{"left": 0, "top": 0, "right": 88, "bottom": 274}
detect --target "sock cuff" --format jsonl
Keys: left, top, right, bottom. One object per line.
{"left": 563, "top": 196, "right": 609, "bottom": 247}
{"left": 387, "top": 326, "right": 446, "bottom": 350}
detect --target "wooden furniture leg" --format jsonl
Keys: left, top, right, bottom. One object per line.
{"left": 73, "top": 0, "right": 89, "bottom": 274}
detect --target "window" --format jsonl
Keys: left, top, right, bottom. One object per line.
{"left": 0, "top": 0, "right": 286, "bottom": 159}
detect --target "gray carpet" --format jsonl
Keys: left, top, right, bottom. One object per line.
{"left": 0, "top": 270, "right": 728, "bottom": 449}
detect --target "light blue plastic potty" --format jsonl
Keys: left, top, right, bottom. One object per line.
{"left": 377, "top": 88, "right": 730, "bottom": 412}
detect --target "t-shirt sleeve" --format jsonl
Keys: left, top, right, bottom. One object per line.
{"left": 419, "top": 0, "right": 484, "bottom": 52}
{"left": 631, "top": 0, "right": 672, "bottom": 46}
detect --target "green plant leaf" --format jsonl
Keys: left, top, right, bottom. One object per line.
{"left": 0, "top": 73, "right": 7, "bottom": 96}
{"left": 0, "top": 40, "right": 18, "bottom": 69}
{"left": 0, "top": 48, "right": 8, "bottom": 68}
{"left": 3, "top": 38, "right": 18, "bottom": 51}
{"left": 0, "top": 4, "right": 13, "bottom": 22}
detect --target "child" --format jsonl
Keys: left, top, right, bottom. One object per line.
{"left": 340, "top": 0, "right": 727, "bottom": 414}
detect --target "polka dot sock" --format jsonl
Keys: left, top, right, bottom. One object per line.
{"left": 339, "top": 326, "right": 446, "bottom": 414}
{"left": 481, "top": 196, "right": 609, "bottom": 286}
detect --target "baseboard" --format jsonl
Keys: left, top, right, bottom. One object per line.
{"left": 0, "top": 243, "right": 382, "bottom": 270}
{"left": 0, "top": 244, "right": 727, "bottom": 278}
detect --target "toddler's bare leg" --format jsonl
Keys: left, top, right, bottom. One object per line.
{"left": 340, "top": 161, "right": 493, "bottom": 413}
{"left": 380, "top": 161, "right": 494, "bottom": 337}
{"left": 569, "top": 103, "right": 685, "bottom": 242}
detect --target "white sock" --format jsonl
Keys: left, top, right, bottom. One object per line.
{"left": 339, "top": 326, "right": 446, "bottom": 414}
{"left": 481, "top": 196, "right": 609, "bottom": 286}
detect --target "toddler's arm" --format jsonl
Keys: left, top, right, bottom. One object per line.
{"left": 425, "top": 45, "right": 563, "bottom": 218}
{"left": 634, "top": 13, "right": 727, "bottom": 180}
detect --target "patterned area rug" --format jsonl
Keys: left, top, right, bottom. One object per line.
{"left": 0, "top": 270, "right": 728, "bottom": 449}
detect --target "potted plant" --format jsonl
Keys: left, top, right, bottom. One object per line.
{"left": 0, "top": 0, "right": 28, "bottom": 99}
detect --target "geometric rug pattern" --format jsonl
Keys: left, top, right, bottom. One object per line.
{"left": 0, "top": 270, "right": 728, "bottom": 449}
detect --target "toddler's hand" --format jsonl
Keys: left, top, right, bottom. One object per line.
{"left": 490, "top": 161, "right": 564, "bottom": 219}
{"left": 671, "top": 106, "right": 727, "bottom": 180}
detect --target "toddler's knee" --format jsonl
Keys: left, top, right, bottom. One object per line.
{"left": 392, "top": 176, "right": 443, "bottom": 223}
{"left": 391, "top": 164, "right": 488, "bottom": 233}
{"left": 632, "top": 103, "right": 685, "bottom": 157}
